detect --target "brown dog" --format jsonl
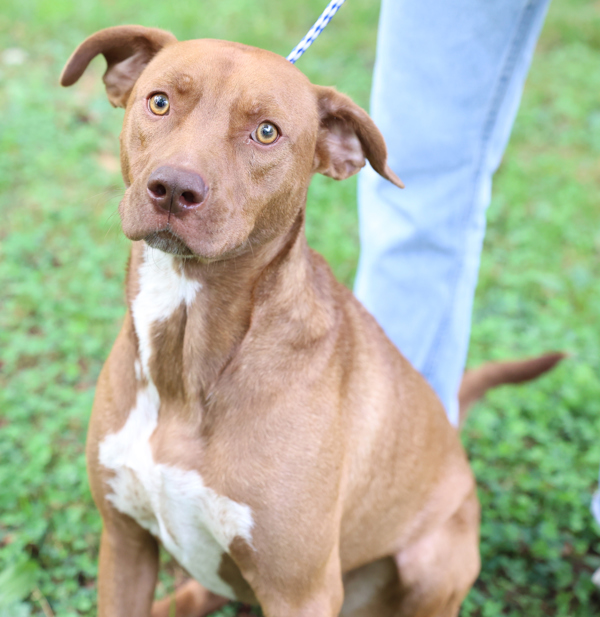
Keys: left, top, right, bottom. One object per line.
{"left": 61, "top": 26, "right": 561, "bottom": 617}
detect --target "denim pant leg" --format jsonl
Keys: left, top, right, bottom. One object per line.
{"left": 355, "top": 0, "right": 551, "bottom": 425}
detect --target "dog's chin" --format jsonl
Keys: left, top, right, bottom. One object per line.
{"left": 142, "top": 228, "right": 254, "bottom": 263}
{"left": 144, "top": 231, "right": 195, "bottom": 257}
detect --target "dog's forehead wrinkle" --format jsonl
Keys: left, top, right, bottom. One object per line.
{"left": 231, "top": 96, "right": 282, "bottom": 125}
{"left": 158, "top": 70, "right": 195, "bottom": 95}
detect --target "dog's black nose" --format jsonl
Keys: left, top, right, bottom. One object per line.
{"left": 147, "top": 166, "right": 208, "bottom": 215}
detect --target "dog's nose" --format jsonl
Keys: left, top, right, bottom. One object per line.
{"left": 147, "top": 166, "right": 208, "bottom": 215}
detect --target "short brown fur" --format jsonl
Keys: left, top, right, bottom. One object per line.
{"left": 62, "top": 26, "right": 561, "bottom": 617}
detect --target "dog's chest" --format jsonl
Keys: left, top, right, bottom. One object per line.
{"left": 98, "top": 246, "right": 254, "bottom": 599}
{"left": 99, "top": 390, "right": 253, "bottom": 599}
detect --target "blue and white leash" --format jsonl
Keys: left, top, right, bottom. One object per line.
{"left": 286, "top": 0, "right": 347, "bottom": 64}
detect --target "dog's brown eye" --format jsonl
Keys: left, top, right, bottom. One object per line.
{"left": 149, "top": 93, "right": 170, "bottom": 116}
{"left": 255, "top": 122, "right": 278, "bottom": 144}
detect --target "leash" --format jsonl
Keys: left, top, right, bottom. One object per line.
{"left": 286, "top": 0, "right": 347, "bottom": 64}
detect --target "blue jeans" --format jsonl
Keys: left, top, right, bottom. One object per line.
{"left": 355, "top": 0, "right": 550, "bottom": 426}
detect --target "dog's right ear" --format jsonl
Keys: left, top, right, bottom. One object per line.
{"left": 60, "top": 25, "right": 177, "bottom": 108}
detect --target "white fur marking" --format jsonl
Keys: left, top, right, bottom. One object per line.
{"left": 99, "top": 388, "right": 254, "bottom": 598}
{"left": 99, "top": 245, "right": 254, "bottom": 599}
{"left": 133, "top": 359, "right": 142, "bottom": 382}
{"left": 131, "top": 245, "right": 201, "bottom": 380}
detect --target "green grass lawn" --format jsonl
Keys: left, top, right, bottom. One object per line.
{"left": 1, "top": 0, "right": 600, "bottom": 615}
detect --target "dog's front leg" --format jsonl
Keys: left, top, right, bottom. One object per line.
{"left": 249, "top": 550, "right": 344, "bottom": 617}
{"left": 259, "top": 581, "right": 344, "bottom": 617}
{"left": 262, "top": 593, "right": 344, "bottom": 617}
{"left": 97, "top": 515, "right": 159, "bottom": 617}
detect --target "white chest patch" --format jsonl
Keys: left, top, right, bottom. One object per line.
{"left": 99, "top": 246, "right": 254, "bottom": 599}
{"left": 131, "top": 246, "right": 202, "bottom": 380}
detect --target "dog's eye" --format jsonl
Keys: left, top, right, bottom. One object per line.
{"left": 149, "top": 93, "right": 170, "bottom": 116}
{"left": 254, "top": 122, "right": 279, "bottom": 145}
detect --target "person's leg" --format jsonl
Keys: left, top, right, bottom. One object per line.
{"left": 355, "top": 0, "right": 551, "bottom": 425}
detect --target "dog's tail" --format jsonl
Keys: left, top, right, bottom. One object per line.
{"left": 458, "top": 352, "right": 565, "bottom": 426}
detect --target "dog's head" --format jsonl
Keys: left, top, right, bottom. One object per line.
{"left": 61, "top": 26, "right": 403, "bottom": 260}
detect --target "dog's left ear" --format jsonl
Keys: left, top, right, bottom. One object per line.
{"left": 313, "top": 86, "right": 404, "bottom": 188}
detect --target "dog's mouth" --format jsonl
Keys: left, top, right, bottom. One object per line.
{"left": 144, "top": 229, "right": 194, "bottom": 257}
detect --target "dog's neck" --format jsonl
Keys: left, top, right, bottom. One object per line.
{"left": 127, "top": 209, "right": 334, "bottom": 412}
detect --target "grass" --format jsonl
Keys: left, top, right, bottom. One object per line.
{"left": 1, "top": 0, "right": 599, "bottom": 615}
